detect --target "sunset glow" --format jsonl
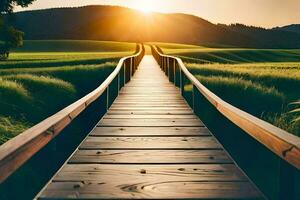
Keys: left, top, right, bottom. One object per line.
{"left": 15, "top": 0, "right": 300, "bottom": 28}
{"left": 133, "top": 0, "right": 154, "bottom": 14}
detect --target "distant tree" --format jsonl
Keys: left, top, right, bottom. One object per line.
{"left": 0, "top": 25, "right": 24, "bottom": 59}
{"left": 0, "top": 0, "right": 35, "bottom": 59}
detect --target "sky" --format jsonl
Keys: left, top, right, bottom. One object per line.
{"left": 15, "top": 0, "right": 300, "bottom": 28}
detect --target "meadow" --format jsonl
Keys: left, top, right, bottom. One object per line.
{"left": 0, "top": 40, "right": 135, "bottom": 144}
{"left": 158, "top": 43, "right": 300, "bottom": 136}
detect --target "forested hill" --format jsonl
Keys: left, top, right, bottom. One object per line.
{"left": 8, "top": 5, "right": 300, "bottom": 48}
{"left": 273, "top": 24, "right": 300, "bottom": 34}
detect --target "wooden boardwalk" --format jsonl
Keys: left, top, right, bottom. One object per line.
{"left": 36, "top": 56, "right": 262, "bottom": 199}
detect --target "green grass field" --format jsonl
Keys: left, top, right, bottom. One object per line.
{"left": 0, "top": 40, "right": 135, "bottom": 144}
{"left": 158, "top": 43, "right": 300, "bottom": 136}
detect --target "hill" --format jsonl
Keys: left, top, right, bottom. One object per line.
{"left": 6, "top": 5, "right": 300, "bottom": 48}
{"left": 273, "top": 24, "right": 300, "bottom": 34}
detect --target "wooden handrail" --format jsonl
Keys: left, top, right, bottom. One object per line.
{"left": 0, "top": 44, "right": 145, "bottom": 183}
{"left": 151, "top": 45, "right": 300, "bottom": 170}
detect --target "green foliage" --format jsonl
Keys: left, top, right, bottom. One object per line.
{"left": 0, "top": 0, "right": 35, "bottom": 14}
{"left": 0, "top": 24, "right": 24, "bottom": 59}
{"left": 5, "top": 26, "right": 24, "bottom": 47}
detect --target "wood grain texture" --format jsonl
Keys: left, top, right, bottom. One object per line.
{"left": 39, "top": 181, "right": 261, "bottom": 200}
{"left": 69, "top": 150, "right": 232, "bottom": 164}
{"left": 80, "top": 136, "right": 221, "bottom": 150}
{"left": 54, "top": 164, "right": 246, "bottom": 182}
{"left": 98, "top": 118, "right": 204, "bottom": 127}
{"left": 90, "top": 127, "right": 211, "bottom": 136}
{"left": 36, "top": 55, "right": 262, "bottom": 200}
{"left": 103, "top": 114, "right": 198, "bottom": 119}
{"left": 107, "top": 110, "right": 194, "bottom": 115}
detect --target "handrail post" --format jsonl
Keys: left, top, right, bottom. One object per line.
{"left": 173, "top": 60, "right": 176, "bottom": 84}
{"left": 106, "top": 86, "right": 110, "bottom": 111}
{"left": 132, "top": 57, "right": 136, "bottom": 75}
{"left": 164, "top": 57, "right": 166, "bottom": 73}
{"left": 180, "top": 68, "right": 184, "bottom": 95}
{"left": 167, "top": 58, "right": 171, "bottom": 79}
{"left": 117, "top": 73, "right": 120, "bottom": 95}
{"left": 130, "top": 57, "right": 133, "bottom": 77}
{"left": 123, "top": 63, "right": 126, "bottom": 86}
{"left": 166, "top": 57, "right": 169, "bottom": 76}
{"left": 192, "top": 84, "right": 195, "bottom": 111}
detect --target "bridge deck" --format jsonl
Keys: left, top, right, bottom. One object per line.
{"left": 37, "top": 56, "right": 262, "bottom": 199}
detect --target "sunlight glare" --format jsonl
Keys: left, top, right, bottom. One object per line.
{"left": 135, "top": 0, "right": 155, "bottom": 14}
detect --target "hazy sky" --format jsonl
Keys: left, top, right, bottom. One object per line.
{"left": 16, "top": 0, "right": 300, "bottom": 28}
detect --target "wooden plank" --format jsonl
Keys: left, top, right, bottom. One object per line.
{"left": 90, "top": 127, "right": 211, "bottom": 136}
{"left": 121, "top": 89, "right": 179, "bottom": 92}
{"left": 79, "top": 136, "right": 222, "bottom": 150}
{"left": 113, "top": 100, "right": 187, "bottom": 104}
{"left": 111, "top": 105, "right": 188, "bottom": 108}
{"left": 118, "top": 96, "right": 183, "bottom": 98}
{"left": 109, "top": 107, "right": 192, "bottom": 111}
{"left": 113, "top": 100, "right": 186, "bottom": 103}
{"left": 54, "top": 164, "right": 245, "bottom": 182}
{"left": 98, "top": 118, "right": 204, "bottom": 127}
{"left": 103, "top": 114, "right": 198, "bottom": 119}
{"left": 107, "top": 110, "right": 194, "bottom": 115}
{"left": 38, "top": 182, "right": 261, "bottom": 200}
{"left": 69, "top": 150, "right": 232, "bottom": 164}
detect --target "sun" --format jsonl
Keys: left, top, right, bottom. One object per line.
{"left": 135, "top": 0, "right": 154, "bottom": 14}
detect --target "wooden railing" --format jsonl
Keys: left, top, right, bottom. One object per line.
{"left": 0, "top": 44, "right": 145, "bottom": 183}
{"left": 151, "top": 45, "right": 300, "bottom": 199}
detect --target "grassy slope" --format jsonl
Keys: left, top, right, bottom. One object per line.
{"left": 158, "top": 42, "right": 300, "bottom": 136}
{"left": 0, "top": 40, "right": 135, "bottom": 144}
{"left": 14, "top": 40, "right": 136, "bottom": 52}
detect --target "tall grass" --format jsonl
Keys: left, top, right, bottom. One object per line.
{"left": 159, "top": 43, "right": 300, "bottom": 136}
{"left": 195, "top": 75, "right": 285, "bottom": 116}
{"left": 0, "top": 61, "right": 116, "bottom": 145}
{"left": 0, "top": 40, "right": 134, "bottom": 144}
{"left": 187, "top": 63, "right": 300, "bottom": 101}
{"left": 164, "top": 47, "right": 300, "bottom": 64}
{"left": 0, "top": 117, "right": 30, "bottom": 144}
{"left": 289, "top": 101, "right": 300, "bottom": 123}
{"left": 0, "top": 78, "right": 32, "bottom": 118}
